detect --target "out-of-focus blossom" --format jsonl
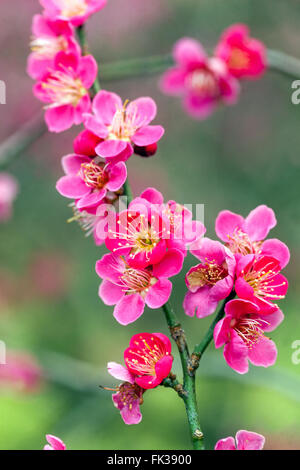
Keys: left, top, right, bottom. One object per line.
{"left": 214, "top": 299, "right": 283, "bottom": 374}
{"left": 84, "top": 90, "right": 164, "bottom": 163}
{"left": 160, "top": 37, "right": 239, "bottom": 119}
{"left": 40, "top": 0, "right": 107, "bottom": 27}
{"left": 215, "top": 24, "right": 267, "bottom": 80}
{"left": 44, "top": 434, "right": 66, "bottom": 450}
{"left": 183, "top": 238, "right": 236, "bottom": 318}
{"left": 0, "top": 173, "right": 18, "bottom": 222}
{"left": 235, "top": 254, "right": 288, "bottom": 313}
{"left": 124, "top": 333, "right": 173, "bottom": 389}
{"left": 27, "top": 14, "right": 80, "bottom": 80}
{"left": 215, "top": 205, "right": 290, "bottom": 268}
{"left": 107, "top": 362, "right": 144, "bottom": 425}
{"left": 215, "top": 429, "right": 265, "bottom": 450}
{"left": 0, "top": 351, "right": 42, "bottom": 392}
{"left": 96, "top": 250, "right": 183, "bottom": 325}
{"left": 56, "top": 154, "right": 127, "bottom": 211}
{"left": 34, "top": 51, "right": 97, "bottom": 132}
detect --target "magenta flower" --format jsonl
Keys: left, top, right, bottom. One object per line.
{"left": 34, "top": 51, "right": 97, "bottom": 132}
{"left": 139, "top": 187, "right": 206, "bottom": 254}
{"left": 215, "top": 24, "right": 267, "bottom": 80}
{"left": 214, "top": 299, "right": 283, "bottom": 374}
{"left": 73, "top": 129, "right": 103, "bottom": 156}
{"left": 0, "top": 173, "right": 18, "bottom": 222}
{"left": 160, "top": 37, "right": 240, "bottom": 119}
{"left": 215, "top": 205, "right": 290, "bottom": 269}
{"left": 44, "top": 434, "right": 66, "bottom": 450}
{"left": 183, "top": 238, "right": 236, "bottom": 318}
{"left": 107, "top": 362, "right": 144, "bottom": 425}
{"left": 96, "top": 250, "right": 183, "bottom": 325}
{"left": 27, "top": 14, "right": 80, "bottom": 80}
{"left": 56, "top": 154, "right": 127, "bottom": 211}
{"left": 215, "top": 429, "right": 265, "bottom": 450}
{"left": 235, "top": 254, "right": 288, "bottom": 313}
{"left": 124, "top": 333, "right": 173, "bottom": 389}
{"left": 83, "top": 90, "right": 164, "bottom": 164}
{"left": 40, "top": 0, "right": 107, "bottom": 27}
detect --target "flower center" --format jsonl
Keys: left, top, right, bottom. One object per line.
{"left": 228, "top": 48, "right": 250, "bottom": 70}
{"left": 125, "top": 336, "right": 166, "bottom": 376}
{"left": 67, "top": 202, "right": 98, "bottom": 236}
{"left": 187, "top": 261, "right": 228, "bottom": 288}
{"left": 243, "top": 260, "right": 286, "bottom": 300}
{"left": 56, "top": 0, "right": 88, "bottom": 17}
{"left": 231, "top": 317, "right": 268, "bottom": 349}
{"left": 118, "top": 382, "right": 144, "bottom": 407}
{"left": 120, "top": 266, "right": 152, "bottom": 294}
{"left": 79, "top": 162, "right": 109, "bottom": 190}
{"left": 186, "top": 69, "right": 220, "bottom": 97}
{"left": 30, "top": 35, "right": 68, "bottom": 59}
{"left": 226, "top": 228, "right": 261, "bottom": 256}
{"left": 42, "top": 70, "right": 87, "bottom": 107}
{"left": 108, "top": 100, "right": 141, "bottom": 141}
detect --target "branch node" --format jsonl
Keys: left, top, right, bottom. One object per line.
{"left": 170, "top": 324, "right": 187, "bottom": 353}
{"left": 193, "top": 429, "right": 204, "bottom": 440}
{"left": 188, "top": 352, "right": 201, "bottom": 375}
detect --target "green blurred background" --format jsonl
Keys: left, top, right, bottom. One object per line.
{"left": 0, "top": 0, "right": 299, "bottom": 450}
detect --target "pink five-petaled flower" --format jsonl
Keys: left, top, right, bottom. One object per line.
{"left": 183, "top": 238, "right": 236, "bottom": 318}
{"left": 215, "top": 205, "right": 290, "bottom": 269}
{"left": 124, "top": 333, "right": 173, "bottom": 389}
{"left": 34, "top": 51, "right": 97, "bottom": 132}
{"left": 40, "top": 0, "right": 107, "bottom": 27}
{"left": 215, "top": 24, "right": 267, "bottom": 80}
{"left": 235, "top": 254, "right": 288, "bottom": 313}
{"left": 107, "top": 362, "right": 144, "bottom": 425}
{"left": 96, "top": 250, "right": 183, "bottom": 325}
{"left": 138, "top": 187, "right": 206, "bottom": 255}
{"left": 56, "top": 154, "right": 127, "bottom": 212}
{"left": 214, "top": 299, "right": 283, "bottom": 374}
{"left": 83, "top": 90, "right": 165, "bottom": 164}
{"left": 44, "top": 434, "right": 66, "bottom": 450}
{"left": 0, "top": 173, "right": 18, "bottom": 222}
{"left": 215, "top": 429, "right": 265, "bottom": 450}
{"left": 160, "top": 37, "right": 240, "bottom": 120}
{"left": 27, "top": 14, "right": 80, "bottom": 80}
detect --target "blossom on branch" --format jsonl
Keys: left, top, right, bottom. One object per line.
{"left": 40, "top": 0, "right": 107, "bottom": 27}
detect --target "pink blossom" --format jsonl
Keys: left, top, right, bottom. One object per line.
{"left": 0, "top": 351, "right": 42, "bottom": 392}
{"left": 56, "top": 154, "right": 127, "bottom": 211}
{"left": 83, "top": 91, "right": 164, "bottom": 164}
{"left": 124, "top": 333, "right": 173, "bottom": 389}
{"left": 34, "top": 51, "right": 97, "bottom": 132}
{"left": 27, "top": 14, "right": 80, "bottom": 80}
{"left": 215, "top": 24, "right": 267, "bottom": 80}
{"left": 107, "top": 362, "right": 144, "bottom": 425}
{"left": 73, "top": 129, "right": 103, "bottom": 156}
{"left": 183, "top": 238, "right": 236, "bottom": 318}
{"left": 235, "top": 254, "right": 288, "bottom": 313}
{"left": 44, "top": 434, "right": 66, "bottom": 450}
{"left": 40, "top": 0, "right": 106, "bottom": 27}
{"left": 160, "top": 38, "right": 240, "bottom": 119}
{"left": 96, "top": 250, "right": 183, "bottom": 325}
{"left": 214, "top": 299, "right": 283, "bottom": 374}
{"left": 215, "top": 429, "right": 265, "bottom": 450}
{"left": 139, "top": 187, "right": 206, "bottom": 255}
{"left": 0, "top": 173, "right": 18, "bottom": 222}
{"left": 215, "top": 205, "right": 290, "bottom": 269}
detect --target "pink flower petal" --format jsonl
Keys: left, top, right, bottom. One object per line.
{"left": 98, "top": 280, "right": 124, "bottom": 306}
{"left": 215, "top": 436, "right": 236, "bottom": 450}
{"left": 173, "top": 37, "right": 207, "bottom": 69}
{"left": 140, "top": 187, "right": 164, "bottom": 205}
{"left": 107, "top": 362, "right": 134, "bottom": 384}
{"left": 96, "top": 140, "right": 133, "bottom": 163}
{"left": 183, "top": 287, "right": 218, "bottom": 318}
{"left": 45, "top": 105, "right": 75, "bottom": 133}
{"left": 45, "top": 434, "right": 66, "bottom": 451}
{"left": 145, "top": 279, "right": 172, "bottom": 309}
{"left": 127, "top": 97, "right": 157, "bottom": 127}
{"left": 223, "top": 330, "right": 249, "bottom": 374}
{"left": 260, "top": 308, "right": 284, "bottom": 332}
{"left": 261, "top": 238, "right": 290, "bottom": 269}
{"left": 160, "top": 68, "right": 187, "bottom": 95}
{"left": 61, "top": 154, "right": 91, "bottom": 175}
{"left": 248, "top": 335, "right": 277, "bottom": 368}
{"left": 244, "top": 205, "right": 276, "bottom": 241}
{"left": 152, "top": 249, "right": 184, "bottom": 278}
{"left": 76, "top": 188, "right": 106, "bottom": 209}
{"left": 92, "top": 90, "right": 122, "bottom": 125}
{"left": 56, "top": 175, "right": 90, "bottom": 198}
{"left": 132, "top": 125, "right": 164, "bottom": 146}
{"left": 106, "top": 162, "right": 127, "bottom": 192}
{"left": 113, "top": 294, "right": 145, "bottom": 325}
{"left": 235, "top": 430, "right": 265, "bottom": 450}
{"left": 215, "top": 210, "right": 244, "bottom": 242}
{"left": 78, "top": 55, "right": 98, "bottom": 89}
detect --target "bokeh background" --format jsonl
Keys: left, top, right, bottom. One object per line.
{"left": 0, "top": 0, "right": 300, "bottom": 450}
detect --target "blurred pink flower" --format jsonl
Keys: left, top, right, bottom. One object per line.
{"left": 215, "top": 24, "right": 267, "bottom": 80}
{"left": 34, "top": 51, "right": 97, "bottom": 132}
{"left": 0, "top": 351, "right": 42, "bottom": 393}
{"left": 44, "top": 434, "right": 66, "bottom": 450}
{"left": 0, "top": 173, "right": 18, "bottom": 222}
{"left": 215, "top": 429, "right": 265, "bottom": 450}
{"left": 40, "top": 0, "right": 106, "bottom": 27}
{"left": 160, "top": 37, "right": 239, "bottom": 119}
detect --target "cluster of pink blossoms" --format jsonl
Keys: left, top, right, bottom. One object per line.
{"left": 161, "top": 24, "right": 267, "bottom": 119}
{"left": 184, "top": 205, "right": 289, "bottom": 374}
{"left": 28, "top": 2, "right": 287, "bottom": 448}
